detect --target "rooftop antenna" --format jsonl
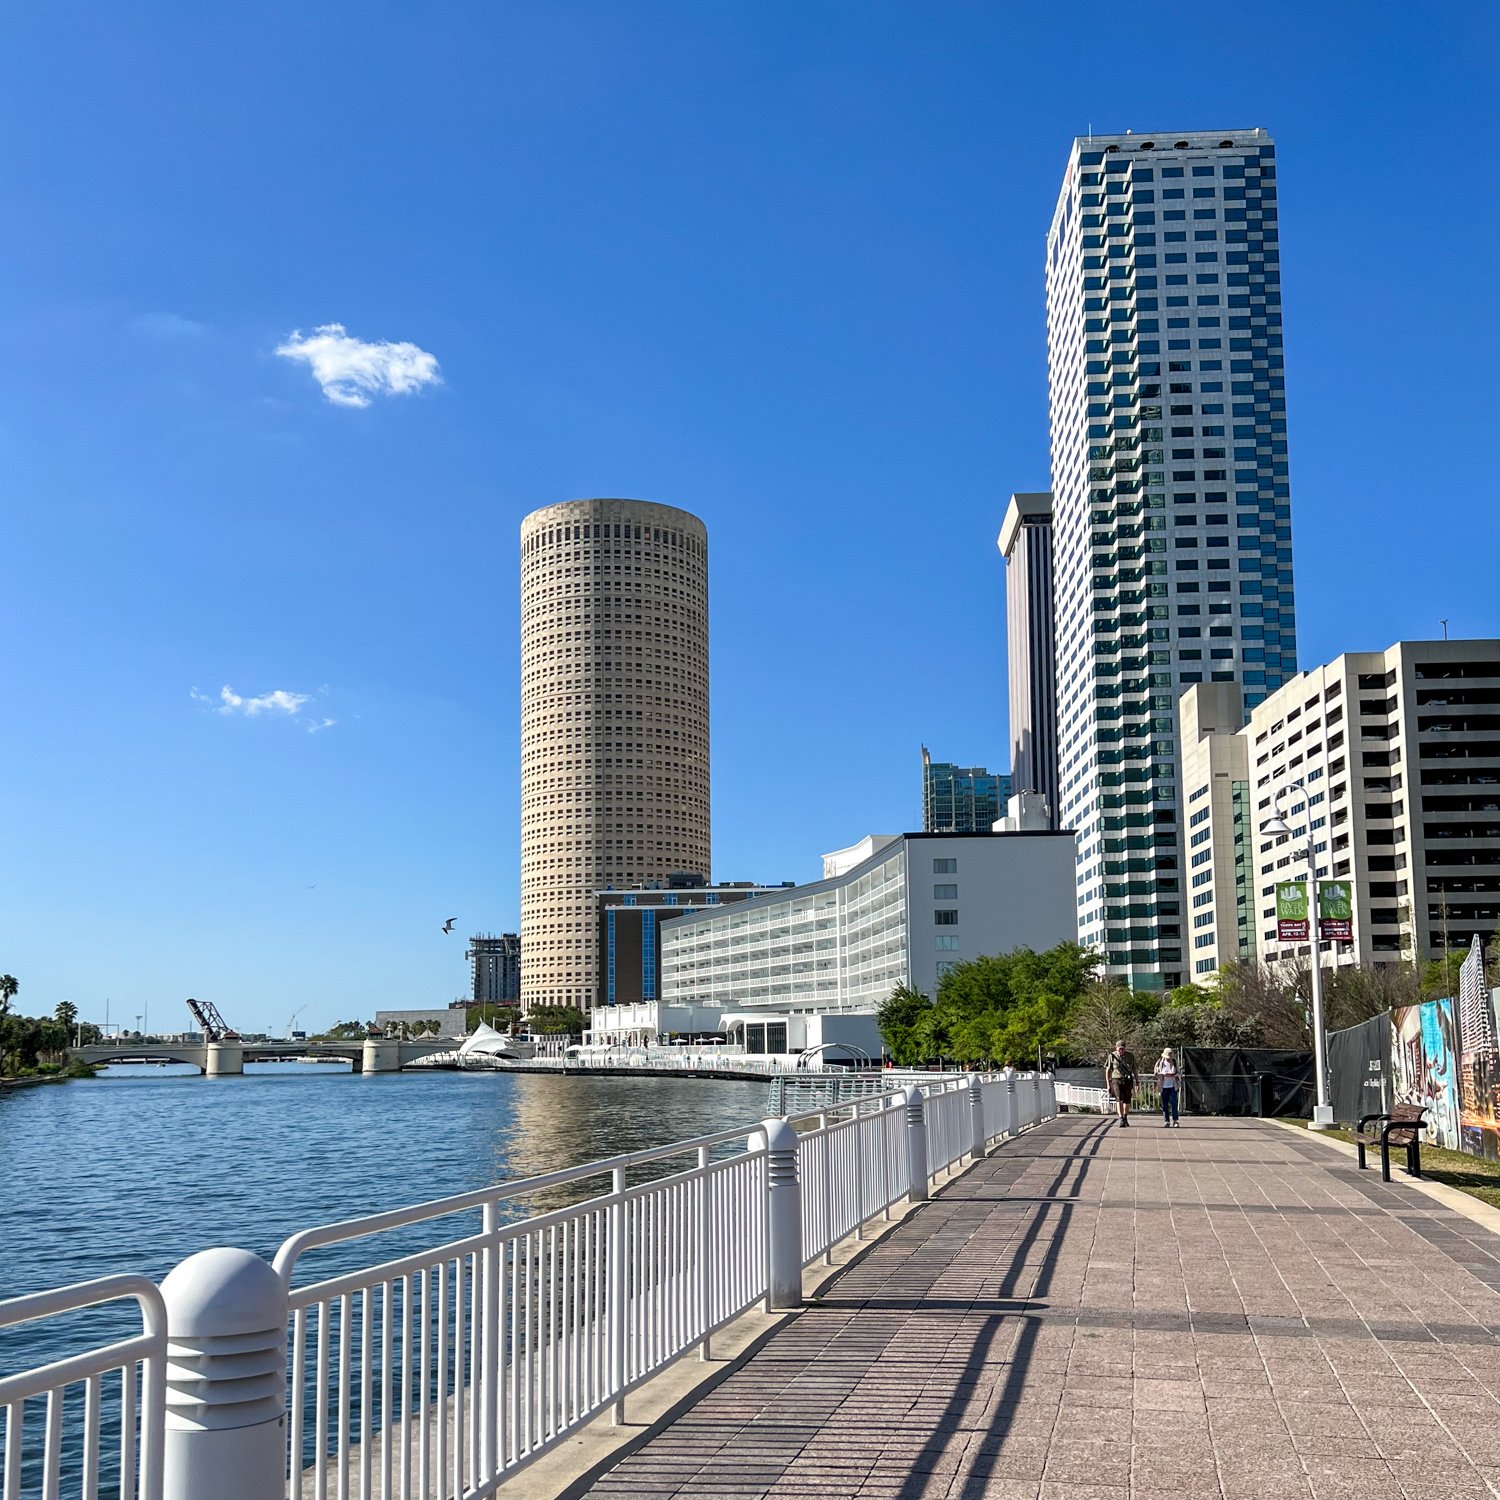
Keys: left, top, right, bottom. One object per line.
{"left": 1441, "top": 618, "right": 1450, "bottom": 640}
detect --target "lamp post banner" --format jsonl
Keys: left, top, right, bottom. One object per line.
{"left": 1276, "top": 880, "right": 1309, "bottom": 941}
{"left": 1318, "top": 880, "right": 1354, "bottom": 942}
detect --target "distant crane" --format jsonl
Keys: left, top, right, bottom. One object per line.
{"left": 285, "top": 1005, "right": 307, "bottom": 1040}
{"left": 186, "top": 997, "right": 240, "bottom": 1042}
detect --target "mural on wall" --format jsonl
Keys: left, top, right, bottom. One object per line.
{"left": 1457, "top": 936, "right": 1500, "bottom": 1161}
{"left": 1390, "top": 998, "right": 1461, "bottom": 1151}
{"left": 1329, "top": 938, "right": 1499, "bottom": 1158}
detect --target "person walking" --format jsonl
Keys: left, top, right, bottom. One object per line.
{"left": 1104, "top": 1039, "right": 1137, "bottom": 1127}
{"left": 1154, "top": 1047, "right": 1182, "bottom": 1127}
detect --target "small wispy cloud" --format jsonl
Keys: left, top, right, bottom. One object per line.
{"left": 130, "top": 311, "right": 206, "bottom": 338}
{"left": 274, "top": 323, "right": 441, "bottom": 409}
{"left": 307, "top": 717, "right": 337, "bottom": 735}
{"left": 192, "top": 685, "right": 311, "bottom": 718}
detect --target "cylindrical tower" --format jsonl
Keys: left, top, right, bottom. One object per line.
{"left": 520, "top": 499, "right": 710, "bottom": 1014}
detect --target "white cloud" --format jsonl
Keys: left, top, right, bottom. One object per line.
{"left": 130, "top": 311, "right": 206, "bottom": 338}
{"left": 274, "top": 323, "right": 441, "bottom": 409}
{"left": 192, "top": 685, "right": 311, "bottom": 717}
{"left": 307, "top": 717, "right": 337, "bottom": 735}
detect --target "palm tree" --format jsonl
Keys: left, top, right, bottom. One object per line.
{"left": 0, "top": 974, "right": 17, "bottom": 1018}
{"left": 55, "top": 1000, "right": 78, "bottom": 1032}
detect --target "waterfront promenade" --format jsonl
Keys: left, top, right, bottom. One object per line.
{"left": 588, "top": 1117, "right": 1500, "bottom": 1500}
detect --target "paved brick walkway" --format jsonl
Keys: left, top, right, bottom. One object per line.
{"left": 587, "top": 1115, "right": 1500, "bottom": 1500}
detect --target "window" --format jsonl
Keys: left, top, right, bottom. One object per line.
{"left": 934, "top": 883, "right": 958, "bottom": 900}
{"left": 934, "top": 910, "right": 959, "bottom": 926}
{"left": 933, "top": 857, "right": 957, "bottom": 874}
{"left": 935, "top": 935, "right": 960, "bottom": 952}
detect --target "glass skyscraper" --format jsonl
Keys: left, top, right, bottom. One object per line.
{"left": 921, "top": 747, "right": 1011, "bottom": 834}
{"left": 1045, "top": 128, "right": 1297, "bottom": 990}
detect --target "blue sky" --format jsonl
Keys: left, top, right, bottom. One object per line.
{"left": 3, "top": 1, "right": 1496, "bottom": 1035}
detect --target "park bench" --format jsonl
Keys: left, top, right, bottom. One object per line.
{"left": 1354, "top": 1103, "right": 1428, "bottom": 1182}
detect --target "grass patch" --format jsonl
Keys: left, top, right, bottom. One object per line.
{"left": 1290, "top": 1119, "right": 1500, "bottom": 1209}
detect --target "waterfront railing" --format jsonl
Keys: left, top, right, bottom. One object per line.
{"left": 0, "top": 1072, "right": 1056, "bottom": 1499}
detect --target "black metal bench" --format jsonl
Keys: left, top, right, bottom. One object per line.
{"left": 1354, "top": 1103, "right": 1428, "bottom": 1182}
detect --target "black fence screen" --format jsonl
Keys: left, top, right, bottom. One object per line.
{"left": 1327, "top": 1014, "right": 1390, "bottom": 1127}
{"left": 1180, "top": 1047, "right": 1314, "bottom": 1117}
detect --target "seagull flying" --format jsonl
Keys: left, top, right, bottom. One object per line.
{"left": 441, "top": 917, "right": 457, "bottom": 934}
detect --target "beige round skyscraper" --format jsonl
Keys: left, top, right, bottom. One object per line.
{"left": 519, "top": 499, "right": 710, "bottom": 1014}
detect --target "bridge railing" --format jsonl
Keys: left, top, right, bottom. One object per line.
{"left": 0, "top": 1275, "right": 166, "bottom": 1500}
{"left": 1, "top": 1074, "right": 1056, "bottom": 1500}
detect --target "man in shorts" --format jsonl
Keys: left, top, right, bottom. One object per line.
{"left": 1104, "top": 1039, "right": 1137, "bottom": 1127}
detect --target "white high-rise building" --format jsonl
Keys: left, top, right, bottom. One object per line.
{"left": 1045, "top": 128, "right": 1298, "bottom": 990}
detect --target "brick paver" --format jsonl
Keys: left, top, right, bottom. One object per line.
{"left": 587, "top": 1116, "right": 1500, "bottom": 1500}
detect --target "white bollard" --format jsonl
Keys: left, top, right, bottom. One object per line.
{"left": 161, "top": 1248, "right": 288, "bottom": 1500}
{"left": 903, "top": 1086, "right": 929, "bottom": 1203}
{"left": 759, "top": 1118, "right": 804, "bottom": 1310}
{"left": 968, "top": 1073, "right": 987, "bottom": 1161}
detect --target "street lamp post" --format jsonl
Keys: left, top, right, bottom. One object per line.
{"left": 1262, "top": 779, "right": 1334, "bottom": 1129}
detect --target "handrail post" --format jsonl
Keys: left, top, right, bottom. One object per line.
{"left": 696, "top": 1144, "right": 711, "bottom": 1360}
{"left": 761, "top": 1119, "right": 804, "bottom": 1310}
{"left": 160, "top": 1249, "right": 288, "bottom": 1500}
{"left": 609, "top": 1166, "right": 627, "bottom": 1424}
{"left": 481, "top": 1199, "right": 500, "bottom": 1477}
{"left": 818, "top": 1114, "right": 833, "bottom": 1265}
{"left": 852, "top": 1100, "right": 866, "bottom": 1239}
{"left": 903, "top": 1086, "right": 929, "bottom": 1203}
{"left": 968, "top": 1073, "right": 987, "bottom": 1161}
{"left": 1004, "top": 1072, "right": 1016, "bottom": 1138}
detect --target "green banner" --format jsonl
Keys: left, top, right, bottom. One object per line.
{"left": 1276, "top": 880, "right": 1309, "bottom": 941}
{"left": 1319, "top": 879, "right": 1354, "bottom": 942}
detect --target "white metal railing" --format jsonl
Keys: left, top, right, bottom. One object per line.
{"left": 1054, "top": 1079, "right": 1159, "bottom": 1113}
{"left": 1056, "top": 1082, "right": 1110, "bottom": 1112}
{"left": 0, "top": 1275, "right": 166, "bottom": 1500}
{"left": 2, "top": 1074, "right": 1056, "bottom": 1500}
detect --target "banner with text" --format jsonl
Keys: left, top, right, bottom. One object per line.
{"left": 1318, "top": 879, "right": 1354, "bottom": 943}
{"left": 1276, "top": 880, "right": 1309, "bottom": 941}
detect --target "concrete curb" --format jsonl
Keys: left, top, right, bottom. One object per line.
{"left": 1269, "top": 1117, "right": 1500, "bottom": 1238}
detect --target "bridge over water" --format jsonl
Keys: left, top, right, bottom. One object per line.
{"left": 68, "top": 1035, "right": 458, "bottom": 1074}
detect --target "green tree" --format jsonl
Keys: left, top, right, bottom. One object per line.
{"left": 1212, "top": 960, "right": 1310, "bottom": 1048}
{"left": 55, "top": 1000, "right": 78, "bottom": 1033}
{"left": 316, "top": 1020, "right": 369, "bottom": 1040}
{"left": 1420, "top": 952, "right": 1466, "bottom": 1001}
{"left": 467, "top": 1003, "right": 520, "bottom": 1033}
{"left": 0, "top": 974, "right": 17, "bottom": 1018}
{"left": 1066, "top": 984, "right": 1146, "bottom": 1065}
{"left": 876, "top": 985, "right": 932, "bottom": 1066}
{"left": 525, "top": 1005, "right": 585, "bottom": 1035}
{"left": 990, "top": 988, "right": 1077, "bottom": 1068}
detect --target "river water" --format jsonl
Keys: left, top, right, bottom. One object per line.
{"left": 1, "top": 1063, "right": 770, "bottom": 1368}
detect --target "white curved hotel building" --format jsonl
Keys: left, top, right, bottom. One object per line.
{"left": 519, "top": 498, "right": 710, "bottom": 1012}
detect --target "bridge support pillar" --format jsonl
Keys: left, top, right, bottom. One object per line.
{"left": 160, "top": 1248, "right": 287, "bottom": 1500}
{"left": 362, "top": 1038, "right": 402, "bottom": 1074}
{"left": 204, "top": 1041, "right": 244, "bottom": 1076}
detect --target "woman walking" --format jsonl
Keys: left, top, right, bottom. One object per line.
{"left": 1154, "top": 1047, "right": 1181, "bottom": 1127}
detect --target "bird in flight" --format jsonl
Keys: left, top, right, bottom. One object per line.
{"left": 441, "top": 917, "right": 457, "bottom": 934}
